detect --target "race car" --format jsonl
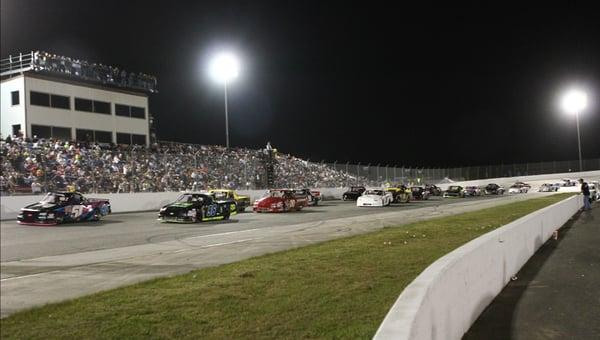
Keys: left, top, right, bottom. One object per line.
{"left": 443, "top": 185, "right": 465, "bottom": 198}
{"left": 356, "top": 189, "right": 394, "bottom": 207}
{"left": 208, "top": 189, "right": 251, "bottom": 212}
{"left": 410, "top": 186, "right": 430, "bottom": 200}
{"left": 513, "top": 181, "right": 532, "bottom": 189}
{"left": 17, "top": 191, "right": 111, "bottom": 226}
{"left": 484, "top": 183, "right": 505, "bottom": 195}
{"left": 560, "top": 178, "right": 578, "bottom": 187}
{"left": 158, "top": 192, "right": 235, "bottom": 223}
{"left": 386, "top": 185, "right": 411, "bottom": 203}
{"left": 253, "top": 189, "right": 308, "bottom": 212}
{"left": 424, "top": 184, "right": 442, "bottom": 196}
{"left": 508, "top": 183, "right": 529, "bottom": 194}
{"left": 293, "top": 188, "right": 322, "bottom": 206}
{"left": 464, "top": 186, "right": 483, "bottom": 197}
{"left": 342, "top": 186, "right": 366, "bottom": 201}
{"left": 538, "top": 183, "right": 559, "bottom": 192}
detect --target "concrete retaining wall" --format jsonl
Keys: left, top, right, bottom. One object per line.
{"left": 374, "top": 195, "right": 583, "bottom": 340}
{"left": 0, "top": 188, "right": 348, "bottom": 220}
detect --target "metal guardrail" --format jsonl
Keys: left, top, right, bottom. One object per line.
{"left": 0, "top": 52, "right": 34, "bottom": 76}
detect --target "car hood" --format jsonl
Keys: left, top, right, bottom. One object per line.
{"left": 359, "top": 195, "right": 384, "bottom": 200}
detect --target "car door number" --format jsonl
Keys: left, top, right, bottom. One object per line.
{"left": 65, "top": 205, "right": 83, "bottom": 218}
{"left": 206, "top": 204, "right": 218, "bottom": 217}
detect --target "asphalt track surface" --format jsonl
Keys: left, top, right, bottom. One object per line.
{"left": 0, "top": 194, "right": 547, "bottom": 317}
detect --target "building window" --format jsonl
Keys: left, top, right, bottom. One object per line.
{"left": 52, "top": 127, "right": 72, "bottom": 140}
{"left": 30, "top": 91, "right": 50, "bottom": 106}
{"left": 75, "top": 98, "right": 93, "bottom": 112}
{"left": 31, "top": 125, "right": 52, "bottom": 139}
{"left": 93, "top": 100, "right": 111, "bottom": 114}
{"left": 94, "top": 130, "right": 112, "bottom": 143}
{"left": 50, "top": 94, "right": 70, "bottom": 109}
{"left": 76, "top": 129, "right": 95, "bottom": 142}
{"left": 11, "top": 91, "right": 20, "bottom": 105}
{"left": 130, "top": 106, "right": 145, "bottom": 119}
{"left": 131, "top": 134, "right": 146, "bottom": 145}
{"left": 115, "top": 104, "right": 130, "bottom": 117}
{"left": 116, "top": 132, "right": 131, "bottom": 145}
{"left": 31, "top": 125, "right": 71, "bottom": 140}
{"left": 115, "top": 104, "right": 146, "bottom": 119}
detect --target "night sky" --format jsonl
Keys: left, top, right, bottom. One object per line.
{"left": 2, "top": 1, "right": 599, "bottom": 167}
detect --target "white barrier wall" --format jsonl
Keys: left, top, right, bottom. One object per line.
{"left": 0, "top": 188, "right": 348, "bottom": 220}
{"left": 374, "top": 195, "right": 583, "bottom": 340}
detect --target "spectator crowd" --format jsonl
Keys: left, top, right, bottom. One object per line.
{"left": 0, "top": 136, "right": 366, "bottom": 195}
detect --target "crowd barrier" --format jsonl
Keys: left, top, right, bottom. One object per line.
{"left": 0, "top": 188, "right": 347, "bottom": 220}
{"left": 374, "top": 194, "right": 583, "bottom": 340}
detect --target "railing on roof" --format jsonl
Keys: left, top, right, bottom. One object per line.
{"left": 1, "top": 51, "right": 157, "bottom": 93}
{"left": 0, "top": 52, "right": 34, "bottom": 77}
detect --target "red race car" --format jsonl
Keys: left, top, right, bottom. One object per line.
{"left": 253, "top": 189, "right": 308, "bottom": 212}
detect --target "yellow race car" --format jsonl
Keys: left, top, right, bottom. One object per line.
{"left": 385, "top": 185, "right": 411, "bottom": 203}
{"left": 208, "top": 189, "right": 251, "bottom": 212}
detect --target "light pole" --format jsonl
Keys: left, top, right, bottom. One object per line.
{"left": 209, "top": 52, "right": 240, "bottom": 148}
{"left": 561, "top": 89, "right": 588, "bottom": 172}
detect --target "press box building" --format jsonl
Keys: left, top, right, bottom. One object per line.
{"left": 1, "top": 51, "right": 157, "bottom": 145}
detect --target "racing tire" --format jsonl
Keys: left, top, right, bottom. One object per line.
{"left": 92, "top": 209, "right": 102, "bottom": 222}
{"left": 342, "top": 195, "right": 347, "bottom": 201}
{"left": 223, "top": 211, "right": 230, "bottom": 220}
{"left": 196, "top": 210, "right": 203, "bottom": 223}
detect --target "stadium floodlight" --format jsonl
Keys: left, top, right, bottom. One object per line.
{"left": 561, "top": 89, "right": 587, "bottom": 114}
{"left": 209, "top": 52, "right": 240, "bottom": 148}
{"left": 560, "top": 88, "right": 588, "bottom": 171}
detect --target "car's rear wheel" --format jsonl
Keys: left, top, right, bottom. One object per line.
{"left": 92, "top": 209, "right": 101, "bottom": 221}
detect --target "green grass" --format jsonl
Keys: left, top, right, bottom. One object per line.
{"left": 1, "top": 194, "right": 573, "bottom": 340}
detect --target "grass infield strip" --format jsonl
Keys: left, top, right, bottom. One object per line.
{"left": 1, "top": 194, "right": 573, "bottom": 339}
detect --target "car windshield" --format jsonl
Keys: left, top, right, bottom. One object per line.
{"left": 265, "top": 190, "right": 284, "bottom": 198}
{"left": 351, "top": 187, "right": 364, "bottom": 192}
{"left": 212, "top": 192, "right": 229, "bottom": 200}
{"left": 449, "top": 186, "right": 461, "bottom": 191}
{"left": 175, "top": 194, "right": 203, "bottom": 203}
{"left": 365, "top": 190, "right": 383, "bottom": 195}
{"left": 510, "top": 185, "right": 520, "bottom": 188}
{"left": 40, "top": 193, "right": 66, "bottom": 204}
{"left": 466, "top": 186, "right": 477, "bottom": 190}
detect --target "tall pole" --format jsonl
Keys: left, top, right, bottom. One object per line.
{"left": 224, "top": 81, "right": 230, "bottom": 148}
{"left": 575, "top": 111, "right": 583, "bottom": 171}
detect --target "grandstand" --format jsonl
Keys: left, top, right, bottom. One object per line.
{"left": 0, "top": 137, "right": 370, "bottom": 195}
{"left": 0, "top": 51, "right": 157, "bottom": 146}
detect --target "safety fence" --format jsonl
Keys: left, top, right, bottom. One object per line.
{"left": 325, "top": 158, "right": 600, "bottom": 184}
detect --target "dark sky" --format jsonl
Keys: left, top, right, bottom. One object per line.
{"left": 2, "top": 1, "right": 599, "bottom": 167}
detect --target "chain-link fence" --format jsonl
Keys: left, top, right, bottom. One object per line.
{"left": 325, "top": 158, "right": 600, "bottom": 185}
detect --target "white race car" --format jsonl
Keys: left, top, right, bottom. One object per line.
{"left": 356, "top": 189, "right": 393, "bottom": 207}
{"left": 508, "top": 184, "right": 529, "bottom": 194}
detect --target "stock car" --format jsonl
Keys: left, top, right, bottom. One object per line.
{"left": 464, "top": 186, "right": 483, "bottom": 197}
{"left": 17, "top": 191, "right": 111, "bottom": 226}
{"left": 158, "top": 192, "right": 235, "bottom": 223}
{"left": 443, "top": 185, "right": 465, "bottom": 198}
{"left": 342, "top": 186, "right": 366, "bottom": 201}
{"left": 253, "top": 189, "right": 308, "bottom": 212}
{"left": 484, "top": 183, "right": 505, "bottom": 195}
{"left": 508, "top": 183, "right": 529, "bottom": 194}
{"left": 386, "top": 185, "right": 411, "bottom": 203}
{"left": 410, "top": 186, "right": 430, "bottom": 200}
{"left": 514, "top": 181, "right": 532, "bottom": 189}
{"left": 538, "top": 183, "right": 559, "bottom": 192}
{"left": 208, "top": 189, "right": 251, "bottom": 212}
{"left": 293, "top": 188, "right": 322, "bottom": 206}
{"left": 356, "top": 189, "right": 394, "bottom": 207}
{"left": 425, "top": 184, "right": 442, "bottom": 196}
{"left": 560, "top": 178, "right": 578, "bottom": 187}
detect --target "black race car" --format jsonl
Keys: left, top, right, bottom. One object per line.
{"left": 17, "top": 191, "right": 111, "bottom": 226}
{"left": 443, "top": 185, "right": 465, "bottom": 198}
{"left": 484, "top": 183, "right": 505, "bottom": 195}
{"left": 424, "top": 184, "right": 442, "bottom": 196}
{"left": 342, "top": 186, "right": 366, "bottom": 201}
{"left": 158, "top": 193, "right": 236, "bottom": 223}
{"left": 410, "top": 186, "right": 430, "bottom": 200}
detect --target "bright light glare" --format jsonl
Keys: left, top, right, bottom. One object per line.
{"left": 561, "top": 89, "right": 588, "bottom": 114}
{"left": 209, "top": 52, "right": 240, "bottom": 84}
